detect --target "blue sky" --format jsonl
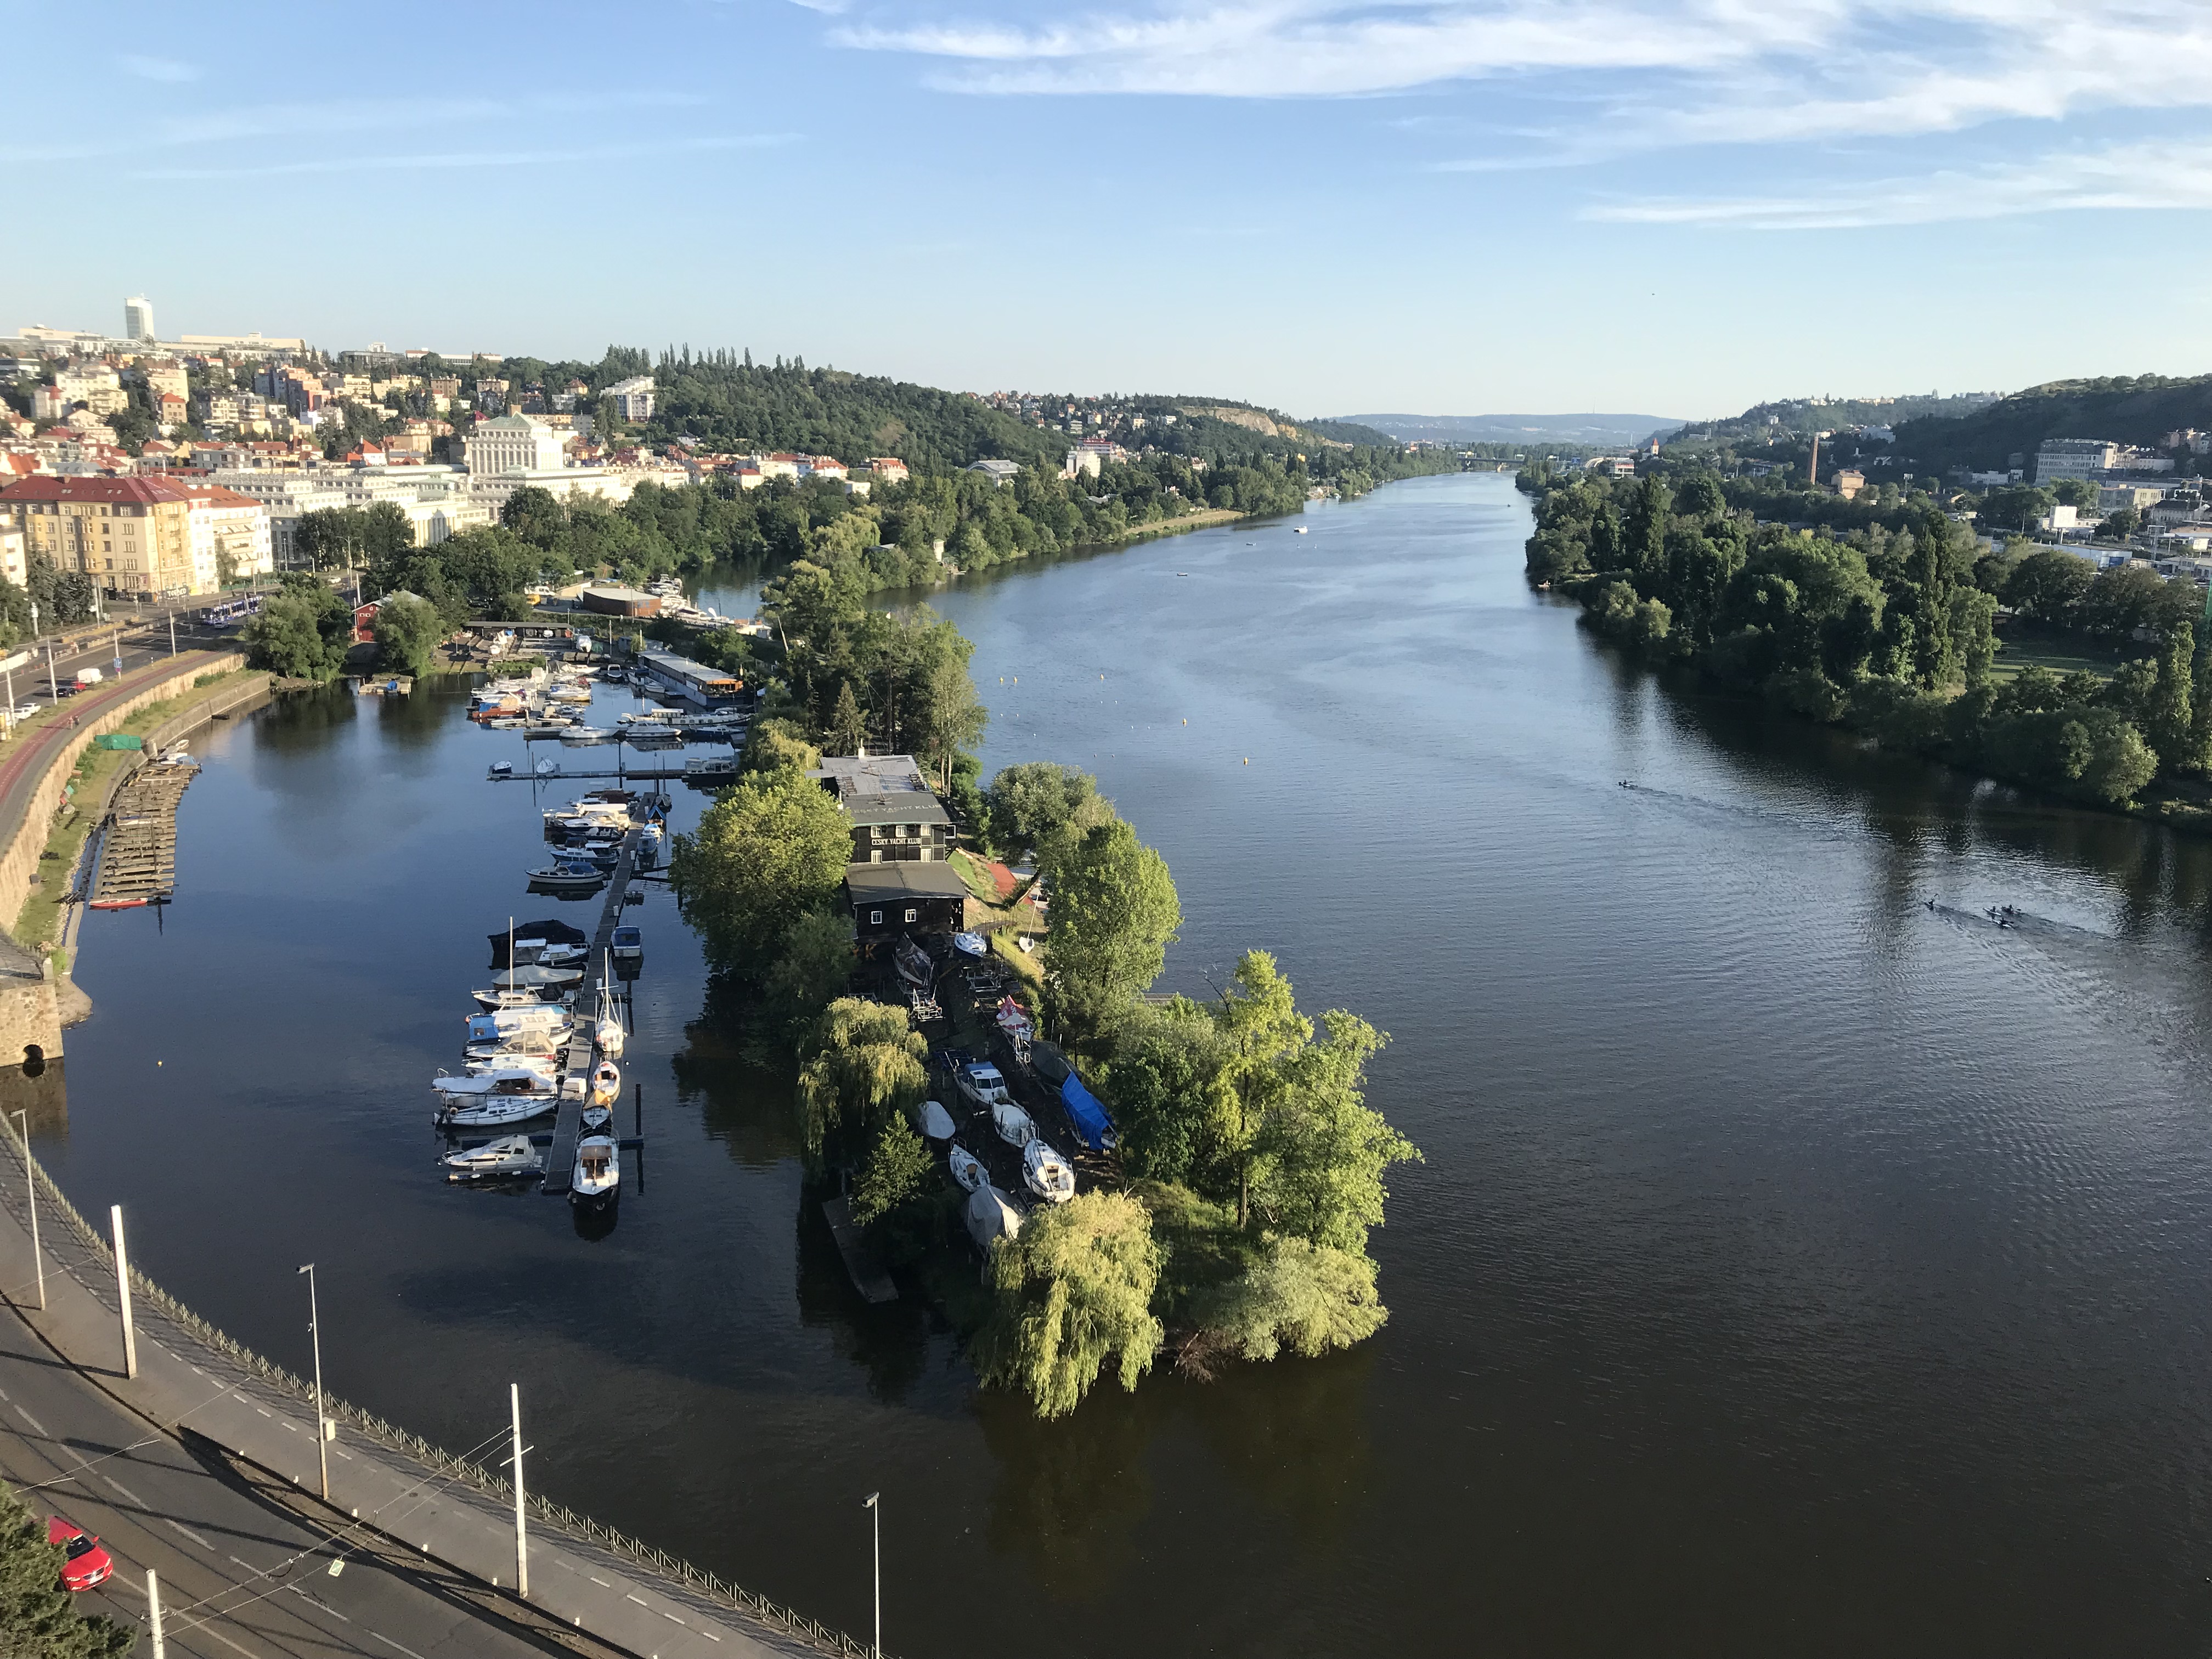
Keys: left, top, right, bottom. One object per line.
{"left": 13, "top": 1, "right": 2212, "bottom": 418}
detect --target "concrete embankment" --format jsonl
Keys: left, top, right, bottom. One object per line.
{"left": 0, "top": 1130, "right": 867, "bottom": 1659}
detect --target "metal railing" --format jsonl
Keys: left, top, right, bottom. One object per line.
{"left": 3, "top": 1135, "right": 877, "bottom": 1657}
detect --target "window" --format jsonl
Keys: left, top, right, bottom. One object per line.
{"left": 904, "top": 908, "right": 917, "bottom": 922}
{"left": 869, "top": 909, "right": 882, "bottom": 926}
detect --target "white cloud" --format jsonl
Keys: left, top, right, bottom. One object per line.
{"left": 119, "top": 54, "right": 200, "bottom": 82}
{"left": 1584, "top": 139, "right": 2212, "bottom": 228}
{"left": 131, "top": 134, "right": 796, "bottom": 181}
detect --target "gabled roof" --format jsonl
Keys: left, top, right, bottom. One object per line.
{"left": 844, "top": 862, "right": 970, "bottom": 903}
{"left": 0, "top": 475, "right": 259, "bottom": 509}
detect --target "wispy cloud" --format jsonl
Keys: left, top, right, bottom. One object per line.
{"left": 119, "top": 54, "right": 200, "bottom": 83}
{"left": 130, "top": 133, "right": 797, "bottom": 181}
{"left": 1584, "top": 138, "right": 2212, "bottom": 228}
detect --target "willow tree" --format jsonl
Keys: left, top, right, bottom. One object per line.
{"left": 976, "top": 1191, "right": 1163, "bottom": 1419}
{"left": 795, "top": 998, "right": 926, "bottom": 1169}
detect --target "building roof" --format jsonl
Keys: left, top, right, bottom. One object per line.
{"left": 844, "top": 791, "right": 951, "bottom": 828}
{"left": 809, "top": 753, "right": 928, "bottom": 793}
{"left": 844, "top": 862, "right": 972, "bottom": 904}
{"left": 0, "top": 475, "right": 260, "bottom": 509}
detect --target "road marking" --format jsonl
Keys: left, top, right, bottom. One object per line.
{"left": 627, "top": 1593, "right": 650, "bottom": 1606}
{"left": 254, "top": 1407, "right": 272, "bottom": 1419}
{"left": 281, "top": 1420, "right": 297, "bottom": 1432}
{"left": 589, "top": 1576, "right": 611, "bottom": 1586}
{"left": 664, "top": 1611, "right": 686, "bottom": 1625}
{"left": 14, "top": 1404, "right": 47, "bottom": 1436}
{"left": 332, "top": 1448, "right": 352, "bottom": 1461}
{"left": 370, "top": 1632, "right": 430, "bottom": 1659}
{"left": 163, "top": 1518, "right": 212, "bottom": 1550}
{"left": 103, "top": 1477, "right": 143, "bottom": 1505}
{"left": 699, "top": 1631, "right": 721, "bottom": 1643}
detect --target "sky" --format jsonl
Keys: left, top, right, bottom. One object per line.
{"left": 11, "top": 1, "right": 2212, "bottom": 419}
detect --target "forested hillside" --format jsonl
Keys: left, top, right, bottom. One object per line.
{"left": 1892, "top": 376, "right": 2212, "bottom": 475}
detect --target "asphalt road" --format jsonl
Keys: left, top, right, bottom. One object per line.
{"left": 0, "top": 1301, "right": 589, "bottom": 1658}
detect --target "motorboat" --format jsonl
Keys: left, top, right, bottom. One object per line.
{"left": 439, "top": 1095, "right": 558, "bottom": 1130}
{"left": 471, "top": 986, "right": 576, "bottom": 1013}
{"left": 996, "top": 996, "right": 1034, "bottom": 1041}
{"left": 581, "top": 1104, "right": 613, "bottom": 1136}
{"left": 571, "top": 1135, "right": 620, "bottom": 1209}
{"left": 964, "top": 1183, "right": 1022, "bottom": 1249}
{"left": 466, "top": 1033, "right": 566, "bottom": 1065}
{"left": 489, "top": 964, "right": 585, "bottom": 993}
{"left": 594, "top": 1015, "right": 625, "bottom": 1059}
{"left": 610, "top": 925, "right": 643, "bottom": 963}
{"left": 952, "top": 932, "right": 989, "bottom": 958}
{"left": 469, "top": 1006, "right": 570, "bottom": 1039}
{"left": 582, "top": 837, "right": 623, "bottom": 867}
{"left": 991, "top": 1099, "right": 1036, "bottom": 1148}
{"left": 626, "top": 728, "right": 683, "bottom": 750}
{"left": 533, "top": 757, "right": 560, "bottom": 778}
{"left": 489, "top": 761, "right": 514, "bottom": 778}
{"left": 953, "top": 1062, "right": 1014, "bottom": 1111}
{"left": 465, "top": 1051, "right": 560, "bottom": 1079}
{"left": 526, "top": 860, "right": 605, "bottom": 895}
{"left": 949, "top": 1143, "right": 986, "bottom": 1193}
{"left": 434, "top": 1068, "right": 556, "bottom": 1098}
{"left": 1022, "top": 1139, "right": 1076, "bottom": 1204}
{"left": 916, "top": 1099, "right": 956, "bottom": 1142}
{"left": 590, "top": 1059, "right": 621, "bottom": 1107}
{"left": 443, "top": 1136, "right": 541, "bottom": 1181}
{"left": 895, "top": 936, "right": 934, "bottom": 988}
{"left": 560, "top": 727, "right": 616, "bottom": 747}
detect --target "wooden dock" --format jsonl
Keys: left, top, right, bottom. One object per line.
{"left": 543, "top": 823, "right": 643, "bottom": 1196}
{"left": 489, "top": 766, "right": 732, "bottom": 785}
{"left": 88, "top": 760, "right": 195, "bottom": 905}
{"left": 821, "top": 1195, "right": 899, "bottom": 1304}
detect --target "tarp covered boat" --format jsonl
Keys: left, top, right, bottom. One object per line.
{"left": 1060, "top": 1073, "right": 1114, "bottom": 1153}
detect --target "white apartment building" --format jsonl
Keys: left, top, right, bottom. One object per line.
{"left": 465, "top": 414, "right": 568, "bottom": 477}
{"left": 603, "top": 376, "right": 656, "bottom": 421}
{"left": 212, "top": 464, "right": 494, "bottom": 566}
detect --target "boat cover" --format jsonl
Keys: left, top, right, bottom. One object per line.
{"left": 966, "top": 1184, "right": 1022, "bottom": 1248}
{"left": 917, "top": 1099, "right": 956, "bottom": 1140}
{"left": 489, "top": 921, "right": 589, "bottom": 966}
{"left": 952, "top": 932, "right": 988, "bottom": 957}
{"left": 1029, "top": 1041, "right": 1071, "bottom": 1086}
{"left": 1060, "top": 1073, "right": 1113, "bottom": 1153}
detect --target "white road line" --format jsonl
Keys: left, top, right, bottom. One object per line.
{"left": 370, "top": 1631, "right": 430, "bottom": 1659}
{"left": 332, "top": 1448, "right": 352, "bottom": 1461}
{"left": 14, "top": 1404, "right": 47, "bottom": 1436}
{"left": 589, "top": 1576, "right": 611, "bottom": 1587}
{"left": 664, "top": 1610, "right": 686, "bottom": 1624}
{"left": 699, "top": 1631, "right": 721, "bottom": 1644}
{"left": 626, "top": 1593, "right": 650, "bottom": 1606}
{"left": 163, "top": 1517, "right": 212, "bottom": 1550}
{"left": 254, "top": 1407, "right": 272, "bottom": 1419}
{"left": 103, "top": 1476, "right": 143, "bottom": 1505}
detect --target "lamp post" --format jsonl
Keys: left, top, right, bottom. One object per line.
{"left": 296, "top": 1264, "right": 328, "bottom": 1500}
{"left": 862, "top": 1492, "right": 880, "bottom": 1659}
{"left": 10, "top": 1110, "right": 37, "bottom": 1311}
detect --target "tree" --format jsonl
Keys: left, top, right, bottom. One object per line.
{"left": 668, "top": 765, "right": 852, "bottom": 973}
{"left": 794, "top": 998, "right": 926, "bottom": 1167}
{"left": 2142, "top": 622, "right": 2199, "bottom": 774}
{"left": 2001, "top": 548, "right": 2092, "bottom": 623}
{"left": 499, "top": 485, "right": 567, "bottom": 547}
{"left": 1043, "top": 820, "right": 1182, "bottom": 1040}
{"left": 0, "top": 1482, "right": 133, "bottom": 1656}
{"left": 371, "top": 594, "right": 444, "bottom": 677}
{"left": 985, "top": 762, "right": 1098, "bottom": 862}
{"left": 850, "top": 1117, "right": 932, "bottom": 1226}
{"left": 359, "top": 501, "right": 415, "bottom": 569}
{"left": 1674, "top": 472, "right": 1727, "bottom": 520}
{"left": 241, "top": 577, "right": 349, "bottom": 680}
{"left": 758, "top": 906, "right": 854, "bottom": 1049}
{"left": 1198, "top": 1238, "right": 1387, "bottom": 1362}
{"left": 1249, "top": 1007, "right": 1419, "bottom": 1254}
{"left": 740, "top": 718, "right": 822, "bottom": 775}
{"left": 975, "top": 1190, "right": 1163, "bottom": 1420}
{"left": 828, "top": 680, "right": 867, "bottom": 754}
{"left": 1103, "top": 996, "right": 1223, "bottom": 1185}
{"left": 1211, "top": 951, "right": 1315, "bottom": 1228}
{"left": 2050, "top": 478, "right": 2100, "bottom": 509}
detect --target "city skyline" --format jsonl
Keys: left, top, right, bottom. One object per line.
{"left": 10, "top": 1, "right": 2212, "bottom": 416}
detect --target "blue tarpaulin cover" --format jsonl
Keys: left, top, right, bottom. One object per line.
{"left": 1060, "top": 1073, "right": 1112, "bottom": 1152}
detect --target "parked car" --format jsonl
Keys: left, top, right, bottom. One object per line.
{"left": 12, "top": 703, "right": 36, "bottom": 720}
{"left": 47, "top": 1517, "right": 111, "bottom": 1591}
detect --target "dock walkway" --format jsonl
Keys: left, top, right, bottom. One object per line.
{"left": 821, "top": 1196, "right": 899, "bottom": 1304}
{"left": 544, "top": 823, "right": 641, "bottom": 1194}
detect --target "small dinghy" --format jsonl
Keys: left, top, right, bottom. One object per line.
{"left": 489, "top": 761, "right": 514, "bottom": 778}
{"left": 590, "top": 1059, "right": 621, "bottom": 1107}
{"left": 952, "top": 932, "right": 989, "bottom": 957}
{"left": 533, "top": 757, "right": 560, "bottom": 777}
{"left": 1022, "top": 1138, "right": 1076, "bottom": 1204}
{"left": 571, "top": 1135, "right": 620, "bottom": 1209}
{"left": 438, "top": 1095, "right": 558, "bottom": 1130}
{"left": 965, "top": 1184, "right": 1023, "bottom": 1249}
{"left": 444, "top": 1136, "right": 540, "bottom": 1181}
{"left": 916, "top": 1099, "right": 956, "bottom": 1142}
{"left": 991, "top": 1098, "right": 1036, "bottom": 1149}
{"left": 949, "top": 1143, "right": 986, "bottom": 1193}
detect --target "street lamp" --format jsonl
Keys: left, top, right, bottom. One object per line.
{"left": 297, "top": 1264, "right": 329, "bottom": 1501}
{"left": 862, "top": 1492, "right": 880, "bottom": 1659}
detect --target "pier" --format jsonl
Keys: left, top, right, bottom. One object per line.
{"left": 542, "top": 823, "right": 644, "bottom": 1195}
{"left": 821, "top": 1195, "right": 899, "bottom": 1304}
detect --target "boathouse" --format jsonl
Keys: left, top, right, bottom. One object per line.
{"left": 844, "top": 862, "right": 968, "bottom": 944}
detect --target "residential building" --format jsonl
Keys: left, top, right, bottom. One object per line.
{"left": 464, "top": 414, "right": 567, "bottom": 477}
{"left": 122, "top": 296, "right": 154, "bottom": 342}
{"left": 1833, "top": 469, "right": 1866, "bottom": 501}
{"left": 2034, "top": 440, "right": 2121, "bottom": 483}
{"left": 2102, "top": 481, "right": 2179, "bottom": 515}
{"left": 0, "top": 504, "right": 25, "bottom": 586}
{"left": 603, "top": 376, "right": 656, "bottom": 421}
{"left": 1, "top": 474, "right": 271, "bottom": 594}
{"left": 55, "top": 365, "right": 126, "bottom": 416}
{"left": 142, "top": 360, "right": 188, "bottom": 401}
{"left": 839, "top": 789, "right": 951, "bottom": 862}
{"left": 864, "top": 458, "right": 910, "bottom": 484}
{"left": 844, "top": 862, "right": 969, "bottom": 944}
{"left": 211, "top": 464, "right": 492, "bottom": 565}
{"left": 967, "top": 459, "right": 1022, "bottom": 486}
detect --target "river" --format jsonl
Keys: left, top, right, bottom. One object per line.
{"left": 35, "top": 471, "right": 2212, "bottom": 1656}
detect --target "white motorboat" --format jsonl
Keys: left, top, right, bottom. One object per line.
{"left": 471, "top": 986, "right": 577, "bottom": 1013}
{"left": 466, "top": 1024, "right": 566, "bottom": 1060}
{"left": 916, "top": 1099, "right": 956, "bottom": 1142}
{"left": 1022, "top": 1139, "right": 1076, "bottom": 1204}
{"left": 434, "top": 1068, "right": 555, "bottom": 1098}
{"left": 438, "top": 1096, "right": 558, "bottom": 1130}
{"left": 489, "top": 761, "right": 514, "bottom": 777}
{"left": 610, "top": 925, "right": 644, "bottom": 962}
{"left": 465, "top": 1051, "right": 560, "bottom": 1079}
{"left": 581, "top": 1104, "right": 613, "bottom": 1136}
{"left": 991, "top": 1099, "right": 1035, "bottom": 1148}
{"left": 489, "top": 964, "right": 585, "bottom": 992}
{"left": 443, "top": 1136, "right": 540, "bottom": 1181}
{"left": 571, "top": 1135, "right": 620, "bottom": 1209}
{"left": 964, "top": 1184, "right": 1022, "bottom": 1249}
{"left": 949, "top": 1143, "right": 986, "bottom": 1193}
{"left": 526, "top": 861, "right": 605, "bottom": 895}
{"left": 953, "top": 1062, "right": 1014, "bottom": 1111}
{"left": 470, "top": 1006, "right": 570, "bottom": 1037}
{"left": 590, "top": 1059, "right": 621, "bottom": 1106}
{"left": 560, "top": 727, "right": 616, "bottom": 747}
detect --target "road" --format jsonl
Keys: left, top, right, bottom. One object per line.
{"left": 0, "top": 1299, "right": 604, "bottom": 1658}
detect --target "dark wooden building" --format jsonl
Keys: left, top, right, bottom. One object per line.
{"left": 845, "top": 862, "right": 969, "bottom": 944}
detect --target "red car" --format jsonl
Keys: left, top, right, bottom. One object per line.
{"left": 48, "top": 1516, "right": 111, "bottom": 1591}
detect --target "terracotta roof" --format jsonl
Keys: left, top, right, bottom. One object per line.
{"left": 0, "top": 475, "right": 262, "bottom": 510}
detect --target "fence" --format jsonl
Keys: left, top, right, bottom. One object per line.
{"left": 2, "top": 1133, "right": 880, "bottom": 1658}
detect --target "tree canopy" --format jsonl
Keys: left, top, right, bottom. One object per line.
{"left": 668, "top": 765, "right": 851, "bottom": 973}
{"left": 0, "top": 1484, "right": 132, "bottom": 1656}
{"left": 1042, "top": 819, "right": 1182, "bottom": 1040}
{"left": 976, "top": 1190, "right": 1164, "bottom": 1420}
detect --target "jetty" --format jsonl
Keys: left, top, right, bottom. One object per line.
{"left": 543, "top": 823, "right": 643, "bottom": 1195}
{"left": 821, "top": 1195, "right": 899, "bottom": 1304}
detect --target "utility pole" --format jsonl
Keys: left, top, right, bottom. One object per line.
{"left": 12, "top": 1111, "right": 39, "bottom": 1311}
{"left": 298, "top": 1264, "right": 329, "bottom": 1500}
{"left": 147, "top": 1568, "right": 165, "bottom": 1659}
{"left": 109, "top": 1206, "right": 137, "bottom": 1379}
{"left": 863, "top": 1492, "right": 881, "bottom": 1659}
{"left": 509, "top": 1384, "right": 528, "bottom": 1598}
{"left": 167, "top": 611, "right": 176, "bottom": 657}
{"left": 44, "top": 640, "right": 57, "bottom": 704}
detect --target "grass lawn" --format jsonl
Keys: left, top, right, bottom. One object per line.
{"left": 1988, "top": 630, "right": 2131, "bottom": 683}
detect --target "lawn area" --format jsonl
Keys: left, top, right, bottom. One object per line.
{"left": 1988, "top": 628, "right": 2131, "bottom": 684}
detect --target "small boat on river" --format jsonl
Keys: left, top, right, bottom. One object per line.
{"left": 444, "top": 1136, "right": 541, "bottom": 1181}
{"left": 469, "top": 1006, "right": 570, "bottom": 1039}
{"left": 571, "top": 1136, "right": 620, "bottom": 1209}
{"left": 526, "top": 860, "right": 605, "bottom": 896}
{"left": 439, "top": 1095, "right": 558, "bottom": 1130}
{"left": 590, "top": 1059, "right": 621, "bottom": 1106}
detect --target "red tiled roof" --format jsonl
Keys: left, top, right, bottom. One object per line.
{"left": 0, "top": 475, "right": 261, "bottom": 510}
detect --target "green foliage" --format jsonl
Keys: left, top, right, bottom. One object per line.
{"left": 795, "top": 998, "right": 927, "bottom": 1167}
{"left": 668, "top": 765, "right": 851, "bottom": 973}
{"left": 2002, "top": 548, "right": 2093, "bottom": 620}
{"left": 0, "top": 1485, "right": 133, "bottom": 1657}
{"left": 241, "top": 574, "right": 352, "bottom": 680}
{"left": 851, "top": 1116, "right": 933, "bottom": 1226}
{"left": 371, "top": 594, "right": 444, "bottom": 676}
{"left": 1248, "top": 1007, "right": 1418, "bottom": 1254}
{"left": 757, "top": 906, "right": 855, "bottom": 1049}
{"left": 975, "top": 1191, "right": 1164, "bottom": 1420}
{"left": 739, "top": 717, "right": 821, "bottom": 775}
{"left": 984, "top": 761, "right": 1098, "bottom": 862}
{"left": 25, "top": 555, "right": 94, "bottom": 628}
{"left": 1041, "top": 819, "right": 1182, "bottom": 1041}
{"left": 1197, "top": 1238, "right": 1387, "bottom": 1363}
{"left": 1101, "top": 996, "right": 1224, "bottom": 1186}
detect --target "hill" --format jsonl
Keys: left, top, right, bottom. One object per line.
{"left": 1664, "top": 392, "right": 1999, "bottom": 451}
{"left": 1334, "top": 412, "right": 1684, "bottom": 447}
{"left": 1891, "top": 375, "right": 2212, "bottom": 474}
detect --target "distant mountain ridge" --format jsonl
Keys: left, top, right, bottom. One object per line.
{"left": 1330, "top": 412, "right": 1687, "bottom": 447}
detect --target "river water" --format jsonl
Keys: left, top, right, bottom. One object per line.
{"left": 36, "top": 472, "right": 2212, "bottom": 1656}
